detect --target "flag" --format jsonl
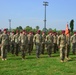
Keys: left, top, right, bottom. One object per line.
{"left": 65, "top": 24, "right": 70, "bottom": 36}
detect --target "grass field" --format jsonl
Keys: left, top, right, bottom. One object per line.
{"left": 0, "top": 50, "right": 76, "bottom": 75}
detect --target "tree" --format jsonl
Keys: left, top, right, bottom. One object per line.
{"left": 24, "top": 26, "right": 32, "bottom": 32}
{"left": 18, "top": 26, "right": 23, "bottom": 30}
{"left": 36, "top": 26, "right": 39, "bottom": 30}
{"left": 70, "top": 19, "right": 74, "bottom": 33}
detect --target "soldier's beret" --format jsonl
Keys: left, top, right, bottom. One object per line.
{"left": 3, "top": 29, "right": 7, "bottom": 31}
{"left": 22, "top": 30, "right": 25, "bottom": 32}
{"left": 29, "top": 31, "right": 32, "bottom": 34}
{"left": 20, "top": 31, "right": 22, "bottom": 33}
{"left": 12, "top": 31, "right": 14, "bottom": 34}
{"left": 23, "top": 30, "right": 26, "bottom": 33}
{"left": 62, "top": 30, "right": 65, "bottom": 34}
{"left": 37, "top": 30, "right": 41, "bottom": 33}
{"left": 74, "top": 32, "right": 76, "bottom": 34}
{"left": 48, "top": 31, "right": 52, "bottom": 34}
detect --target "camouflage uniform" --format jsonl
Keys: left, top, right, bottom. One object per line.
{"left": 7, "top": 32, "right": 11, "bottom": 52}
{"left": 58, "top": 31, "right": 66, "bottom": 62}
{"left": 27, "top": 32, "right": 33, "bottom": 55}
{"left": 41, "top": 32, "right": 46, "bottom": 54}
{"left": 0, "top": 29, "right": 9, "bottom": 60}
{"left": 14, "top": 31, "right": 19, "bottom": 56}
{"left": 65, "top": 35, "right": 70, "bottom": 59}
{"left": 19, "top": 30, "right": 28, "bottom": 59}
{"left": 33, "top": 30, "right": 42, "bottom": 58}
{"left": 53, "top": 33, "right": 57, "bottom": 53}
{"left": 46, "top": 32, "right": 53, "bottom": 57}
{"left": 71, "top": 32, "right": 76, "bottom": 55}
{"left": 10, "top": 32, "right": 15, "bottom": 54}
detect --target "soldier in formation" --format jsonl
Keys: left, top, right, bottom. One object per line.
{"left": 10, "top": 31, "right": 15, "bottom": 54}
{"left": 14, "top": 30, "right": 20, "bottom": 56}
{"left": 27, "top": 31, "right": 33, "bottom": 55}
{"left": 45, "top": 31, "right": 53, "bottom": 57}
{"left": 19, "top": 30, "right": 28, "bottom": 60}
{"left": 33, "top": 30, "right": 42, "bottom": 58}
{"left": 57, "top": 30, "right": 66, "bottom": 62}
{"left": 1, "top": 28, "right": 76, "bottom": 62}
{"left": 53, "top": 32, "right": 58, "bottom": 53}
{"left": 71, "top": 32, "right": 76, "bottom": 55}
{"left": 41, "top": 32, "right": 46, "bottom": 54}
{"left": 0, "top": 29, "right": 9, "bottom": 60}
{"left": 65, "top": 30, "right": 71, "bottom": 60}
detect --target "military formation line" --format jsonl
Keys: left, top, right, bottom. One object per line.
{"left": 0, "top": 29, "right": 76, "bottom": 62}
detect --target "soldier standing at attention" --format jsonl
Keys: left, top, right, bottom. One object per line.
{"left": 7, "top": 31, "right": 11, "bottom": 53}
{"left": 33, "top": 30, "right": 42, "bottom": 58}
{"left": 10, "top": 31, "right": 15, "bottom": 54}
{"left": 0, "top": 29, "right": 9, "bottom": 60}
{"left": 45, "top": 31, "right": 53, "bottom": 57}
{"left": 71, "top": 32, "right": 76, "bottom": 55}
{"left": 41, "top": 32, "right": 46, "bottom": 54}
{"left": 27, "top": 31, "right": 33, "bottom": 55}
{"left": 19, "top": 30, "right": 28, "bottom": 60}
{"left": 53, "top": 32, "right": 58, "bottom": 53}
{"left": 65, "top": 29, "right": 71, "bottom": 60}
{"left": 14, "top": 30, "right": 19, "bottom": 56}
{"left": 57, "top": 30, "right": 66, "bottom": 62}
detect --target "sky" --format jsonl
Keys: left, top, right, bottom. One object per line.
{"left": 0, "top": 0, "right": 76, "bottom": 30}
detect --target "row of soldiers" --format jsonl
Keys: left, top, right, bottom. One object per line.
{"left": 0, "top": 29, "right": 76, "bottom": 62}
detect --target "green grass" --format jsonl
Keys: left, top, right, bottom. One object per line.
{"left": 0, "top": 51, "right": 76, "bottom": 75}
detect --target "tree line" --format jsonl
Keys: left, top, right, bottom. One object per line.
{"left": 7, "top": 19, "right": 74, "bottom": 34}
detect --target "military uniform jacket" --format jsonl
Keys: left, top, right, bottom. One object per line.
{"left": 14, "top": 34, "right": 19, "bottom": 44}
{"left": 71, "top": 34, "right": 76, "bottom": 43}
{"left": 58, "top": 34, "right": 66, "bottom": 47}
{"left": 10, "top": 34, "right": 15, "bottom": 43}
{"left": 19, "top": 34, "right": 28, "bottom": 45}
{"left": 27, "top": 34, "right": 33, "bottom": 44}
{"left": 46, "top": 34, "right": 53, "bottom": 45}
{"left": 33, "top": 33, "right": 42, "bottom": 44}
{"left": 66, "top": 35, "right": 70, "bottom": 45}
{"left": 53, "top": 35, "right": 57, "bottom": 44}
{"left": 0, "top": 33, "right": 9, "bottom": 46}
{"left": 42, "top": 34, "right": 46, "bottom": 44}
